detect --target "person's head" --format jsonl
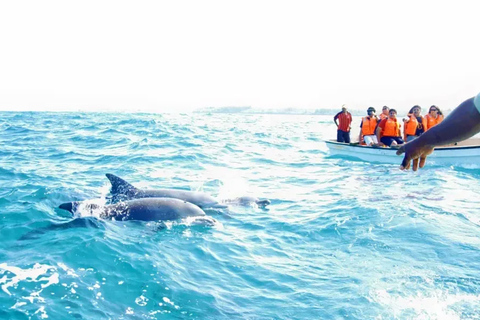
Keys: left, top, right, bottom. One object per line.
{"left": 408, "top": 105, "right": 421, "bottom": 116}
{"left": 430, "top": 105, "right": 442, "bottom": 115}
{"left": 389, "top": 109, "right": 397, "bottom": 119}
{"left": 367, "top": 107, "right": 376, "bottom": 116}
{"left": 382, "top": 106, "right": 389, "bottom": 115}
{"left": 341, "top": 105, "right": 347, "bottom": 113}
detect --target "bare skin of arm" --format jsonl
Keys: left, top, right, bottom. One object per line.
{"left": 376, "top": 126, "right": 382, "bottom": 145}
{"left": 334, "top": 114, "right": 339, "bottom": 128}
{"left": 397, "top": 97, "right": 480, "bottom": 170}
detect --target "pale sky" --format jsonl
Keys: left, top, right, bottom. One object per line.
{"left": 0, "top": 0, "right": 478, "bottom": 113}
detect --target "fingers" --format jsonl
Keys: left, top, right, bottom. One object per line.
{"left": 412, "top": 158, "right": 419, "bottom": 171}
{"left": 400, "top": 154, "right": 411, "bottom": 170}
{"left": 419, "top": 157, "right": 427, "bottom": 168}
{"left": 405, "top": 161, "right": 411, "bottom": 170}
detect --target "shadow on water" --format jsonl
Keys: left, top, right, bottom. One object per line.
{"left": 18, "top": 217, "right": 106, "bottom": 240}
{"left": 18, "top": 214, "right": 221, "bottom": 241}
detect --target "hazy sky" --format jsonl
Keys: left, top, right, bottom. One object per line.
{"left": 0, "top": 0, "right": 478, "bottom": 113}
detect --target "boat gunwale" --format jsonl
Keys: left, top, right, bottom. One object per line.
{"left": 324, "top": 140, "right": 480, "bottom": 151}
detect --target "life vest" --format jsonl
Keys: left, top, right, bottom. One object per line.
{"left": 404, "top": 114, "right": 426, "bottom": 136}
{"left": 361, "top": 116, "right": 378, "bottom": 136}
{"left": 382, "top": 118, "right": 400, "bottom": 137}
{"left": 404, "top": 114, "right": 418, "bottom": 136}
{"left": 425, "top": 114, "right": 443, "bottom": 131}
{"left": 379, "top": 113, "right": 388, "bottom": 120}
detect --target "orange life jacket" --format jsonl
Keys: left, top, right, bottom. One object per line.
{"left": 379, "top": 113, "right": 388, "bottom": 120}
{"left": 425, "top": 114, "right": 443, "bottom": 131}
{"left": 404, "top": 114, "right": 427, "bottom": 136}
{"left": 382, "top": 118, "right": 400, "bottom": 137}
{"left": 361, "top": 116, "right": 378, "bottom": 136}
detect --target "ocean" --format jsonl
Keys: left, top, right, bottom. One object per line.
{"left": 1, "top": 111, "right": 480, "bottom": 319}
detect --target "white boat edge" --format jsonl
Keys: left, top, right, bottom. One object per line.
{"left": 324, "top": 139, "right": 480, "bottom": 167}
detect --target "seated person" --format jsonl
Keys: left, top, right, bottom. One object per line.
{"left": 425, "top": 105, "right": 444, "bottom": 131}
{"left": 379, "top": 106, "right": 389, "bottom": 120}
{"left": 359, "top": 107, "right": 379, "bottom": 145}
{"left": 403, "top": 105, "right": 426, "bottom": 142}
{"left": 376, "top": 109, "right": 404, "bottom": 147}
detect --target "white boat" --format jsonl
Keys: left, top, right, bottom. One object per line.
{"left": 324, "top": 139, "right": 480, "bottom": 167}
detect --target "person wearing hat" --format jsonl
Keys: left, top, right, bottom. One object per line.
{"left": 359, "top": 107, "right": 379, "bottom": 145}
{"left": 333, "top": 105, "right": 352, "bottom": 143}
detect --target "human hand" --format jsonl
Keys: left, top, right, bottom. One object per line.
{"left": 396, "top": 139, "right": 434, "bottom": 171}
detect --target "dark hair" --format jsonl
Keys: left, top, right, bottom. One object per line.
{"left": 389, "top": 109, "right": 397, "bottom": 114}
{"left": 382, "top": 106, "right": 389, "bottom": 110}
{"left": 430, "top": 105, "right": 442, "bottom": 115}
{"left": 367, "top": 107, "right": 376, "bottom": 113}
{"left": 408, "top": 105, "right": 421, "bottom": 114}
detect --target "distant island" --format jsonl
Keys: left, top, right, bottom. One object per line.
{"left": 194, "top": 106, "right": 452, "bottom": 117}
{"left": 194, "top": 106, "right": 367, "bottom": 116}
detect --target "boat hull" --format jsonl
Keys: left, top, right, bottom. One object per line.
{"left": 325, "top": 140, "right": 480, "bottom": 167}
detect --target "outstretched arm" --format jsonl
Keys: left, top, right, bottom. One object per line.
{"left": 420, "top": 97, "right": 480, "bottom": 146}
{"left": 397, "top": 95, "right": 480, "bottom": 170}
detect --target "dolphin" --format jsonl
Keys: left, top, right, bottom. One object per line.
{"left": 106, "top": 174, "right": 270, "bottom": 209}
{"left": 58, "top": 198, "right": 215, "bottom": 224}
{"left": 106, "top": 173, "right": 227, "bottom": 209}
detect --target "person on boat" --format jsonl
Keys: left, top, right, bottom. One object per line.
{"left": 376, "top": 109, "right": 404, "bottom": 147}
{"left": 425, "top": 105, "right": 444, "bottom": 131}
{"left": 403, "top": 105, "right": 427, "bottom": 142}
{"left": 379, "top": 106, "right": 390, "bottom": 120}
{"left": 397, "top": 92, "right": 480, "bottom": 170}
{"left": 333, "top": 105, "right": 352, "bottom": 143}
{"left": 359, "top": 107, "right": 379, "bottom": 145}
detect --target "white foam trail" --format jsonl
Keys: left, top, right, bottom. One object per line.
{"left": 182, "top": 216, "right": 219, "bottom": 227}
{"left": 0, "top": 263, "right": 56, "bottom": 296}
{"left": 371, "top": 288, "right": 480, "bottom": 319}
{"left": 99, "top": 182, "right": 111, "bottom": 200}
{"left": 74, "top": 198, "right": 107, "bottom": 218}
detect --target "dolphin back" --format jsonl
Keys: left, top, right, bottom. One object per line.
{"left": 106, "top": 174, "right": 138, "bottom": 199}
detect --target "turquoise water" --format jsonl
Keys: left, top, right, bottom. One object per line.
{"left": 1, "top": 112, "right": 480, "bottom": 319}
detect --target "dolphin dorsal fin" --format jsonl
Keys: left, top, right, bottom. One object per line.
{"left": 59, "top": 202, "right": 75, "bottom": 213}
{"left": 106, "top": 174, "right": 137, "bottom": 196}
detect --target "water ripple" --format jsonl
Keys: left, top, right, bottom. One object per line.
{"left": 1, "top": 112, "right": 480, "bottom": 319}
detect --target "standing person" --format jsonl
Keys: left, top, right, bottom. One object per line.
{"left": 333, "top": 105, "right": 352, "bottom": 143}
{"left": 359, "top": 107, "right": 379, "bottom": 145}
{"left": 379, "top": 106, "right": 390, "bottom": 120}
{"left": 376, "top": 109, "right": 404, "bottom": 147}
{"left": 397, "top": 93, "right": 480, "bottom": 171}
{"left": 425, "top": 105, "right": 444, "bottom": 131}
{"left": 403, "top": 105, "right": 427, "bottom": 142}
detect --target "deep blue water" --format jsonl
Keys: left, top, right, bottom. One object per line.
{"left": 1, "top": 111, "right": 480, "bottom": 319}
